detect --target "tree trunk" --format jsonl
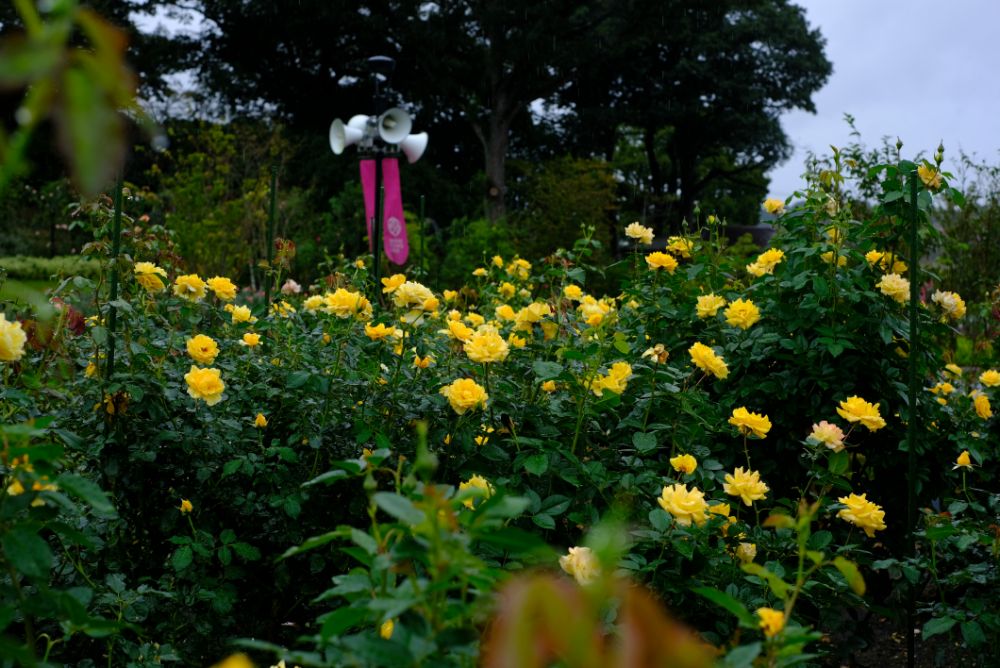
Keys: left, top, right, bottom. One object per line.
{"left": 677, "top": 151, "right": 697, "bottom": 233}
{"left": 643, "top": 125, "right": 664, "bottom": 233}
{"left": 483, "top": 114, "right": 510, "bottom": 223}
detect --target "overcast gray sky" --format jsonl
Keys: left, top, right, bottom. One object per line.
{"left": 768, "top": 0, "right": 1000, "bottom": 198}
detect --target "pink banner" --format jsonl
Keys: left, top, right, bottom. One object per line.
{"left": 359, "top": 158, "right": 410, "bottom": 265}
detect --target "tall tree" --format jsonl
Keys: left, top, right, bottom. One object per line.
{"left": 559, "top": 0, "right": 831, "bottom": 230}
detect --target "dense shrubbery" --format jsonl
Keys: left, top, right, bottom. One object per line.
{"left": 1, "top": 154, "right": 999, "bottom": 667}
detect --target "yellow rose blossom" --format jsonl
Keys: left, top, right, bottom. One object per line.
{"left": 381, "top": 273, "right": 406, "bottom": 293}
{"left": 762, "top": 198, "right": 785, "bottom": 215}
{"left": 440, "top": 378, "right": 488, "bottom": 415}
{"left": 747, "top": 248, "right": 784, "bottom": 277}
{"left": 954, "top": 451, "right": 972, "bottom": 470}
{"left": 757, "top": 608, "right": 785, "bottom": 638}
{"left": 824, "top": 226, "right": 842, "bottom": 244}
{"left": 836, "top": 396, "right": 887, "bottom": 431}
{"left": 624, "top": 222, "right": 654, "bottom": 245}
{"left": 270, "top": 300, "right": 296, "bottom": 318}
{"left": 211, "top": 654, "right": 253, "bottom": 668}
{"left": 808, "top": 421, "right": 845, "bottom": 452}
{"left": 979, "top": 369, "right": 1000, "bottom": 387}
{"left": 412, "top": 353, "right": 433, "bottom": 369}
{"left": 492, "top": 255, "right": 504, "bottom": 268}
{"left": 134, "top": 261, "right": 167, "bottom": 293}
{"left": 516, "top": 302, "right": 553, "bottom": 330}
{"left": 458, "top": 474, "right": 494, "bottom": 509}
{"left": 736, "top": 542, "right": 757, "bottom": 564}
{"left": 186, "top": 334, "right": 220, "bottom": 365}
{"left": 587, "top": 362, "right": 632, "bottom": 397}
{"left": 931, "top": 290, "right": 966, "bottom": 320}
{"left": 324, "top": 288, "right": 372, "bottom": 319}
{"left": 230, "top": 305, "right": 255, "bottom": 324}
{"left": 495, "top": 304, "right": 516, "bottom": 321}
{"left": 365, "top": 323, "right": 399, "bottom": 341}
{"left": 866, "top": 250, "right": 908, "bottom": 274}
{"left": 472, "top": 267, "right": 488, "bottom": 277}
{"left": 173, "top": 274, "right": 207, "bottom": 301}
{"left": 821, "top": 251, "right": 847, "bottom": 267}
{"left": 746, "top": 262, "right": 768, "bottom": 277}
{"left": 559, "top": 546, "right": 601, "bottom": 585}
{"left": 240, "top": 333, "right": 261, "bottom": 348}
{"left": 645, "top": 252, "right": 678, "bottom": 273}
{"left": 670, "top": 454, "right": 697, "bottom": 475}
{"left": 303, "top": 295, "right": 326, "bottom": 313}
{"left": 723, "top": 467, "right": 769, "bottom": 506}
{"left": 354, "top": 258, "right": 365, "bottom": 269}
{"left": 917, "top": 163, "right": 942, "bottom": 189}
{"left": 443, "top": 289, "right": 458, "bottom": 303}
{"left": 179, "top": 499, "right": 193, "bottom": 514}
{"left": 974, "top": 393, "right": 992, "bottom": 419}
{"left": 540, "top": 380, "right": 557, "bottom": 393}
{"left": 945, "top": 363, "right": 962, "bottom": 377}
{"left": 498, "top": 282, "right": 516, "bottom": 299}
{"left": 665, "top": 236, "right": 694, "bottom": 258}
{"left": 465, "top": 312, "right": 485, "bottom": 327}
{"left": 724, "top": 299, "right": 761, "bottom": 330}
{"left": 206, "top": 276, "right": 237, "bottom": 301}
{"left": 688, "top": 342, "right": 728, "bottom": 380}
{"left": 657, "top": 483, "right": 708, "bottom": 527}
{"left": 836, "top": 493, "right": 887, "bottom": 537}
{"left": 379, "top": 619, "right": 394, "bottom": 639}
{"left": 540, "top": 320, "right": 559, "bottom": 340}
{"left": 0, "top": 312, "right": 28, "bottom": 362}
{"left": 506, "top": 258, "right": 532, "bottom": 280}
{"left": 695, "top": 294, "right": 727, "bottom": 318}
{"left": 464, "top": 329, "right": 509, "bottom": 363}
{"left": 728, "top": 407, "right": 771, "bottom": 439}
{"left": 563, "top": 284, "right": 583, "bottom": 300}
{"left": 254, "top": 413, "right": 268, "bottom": 428}
{"left": 392, "top": 281, "right": 436, "bottom": 311}
{"left": 184, "top": 366, "right": 225, "bottom": 406}
{"left": 507, "top": 333, "right": 526, "bottom": 348}
{"left": 440, "top": 319, "right": 473, "bottom": 342}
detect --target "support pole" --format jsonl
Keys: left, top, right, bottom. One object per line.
{"left": 265, "top": 165, "right": 278, "bottom": 309}
{"left": 905, "top": 170, "right": 920, "bottom": 668}
{"left": 372, "top": 155, "right": 384, "bottom": 296}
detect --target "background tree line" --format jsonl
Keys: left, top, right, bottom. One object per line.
{"left": 2, "top": 0, "right": 833, "bottom": 284}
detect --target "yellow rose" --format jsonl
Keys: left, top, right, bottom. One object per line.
{"left": 624, "top": 222, "right": 654, "bottom": 245}
{"left": 240, "top": 333, "right": 261, "bottom": 348}
{"left": 324, "top": 288, "right": 372, "bottom": 319}
{"left": 657, "top": 483, "right": 708, "bottom": 527}
{"left": 695, "top": 294, "right": 727, "bottom": 319}
{"left": 736, "top": 542, "right": 757, "bottom": 564}
{"left": 254, "top": 413, "right": 268, "bottom": 428}
{"left": 559, "top": 546, "right": 601, "bottom": 585}
{"left": 412, "top": 353, "right": 433, "bottom": 369}
{"left": 495, "top": 304, "right": 516, "bottom": 321}
{"left": 464, "top": 329, "right": 509, "bottom": 364}
{"left": 757, "top": 608, "right": 785, "bottom": 638}
{"left": 206, "top": 276, "right": 237, "bottom": 301}
{"left": 134, "top": 261, "right": 167, "bottom": 293}
{"left": 179, "top": 498, "right": 193, "bottom": 514}
{"left": 836, "top": 396, "right": 886, "bottom": 431}
{"left": 381, "top": 273, "right": 406, "bottom": 294}
{"left": 184, "top": 366, "right": 225, "bottom": 406}
{"left": 665, "top": 236, "right": 694, "bottom": 258}
{"left": 980, "top": 369, "right": 1000, "bottom": 387}
{"left": 440, "top": 378, "right": 488, "bottom": 415}
{"left": 807, "top": 421, "right": 845, "bottom": 452}
{"left": 498, "top": 282, "right": 516, "bottom": 299}
{"left": 820, "top": 251, "right": 847, "bottom": 267}
{"left": 688, "top": 342, "right": 728, "bottom": 380}
{"left": 670, "top": 454, "right": 697, "bottom": 475}
{"left": 540, "top": 380, "right": 557, "bottom": 393}
{"left": 379, "top": 619, "right": 394, "bottom": 640}
{"left": 0, "top": 312, "right": 28, "bottom": 362}
{"left": 458, "top": 474, "right": 494, "bottom": 509}
{"left": 876, "top": 273, "right": 910, "bottom": 304}
{"left": 728, "top": 407, "right": 771, "bottom": 438}
{"left": 954, "top": 450, "right": 972, "bottom": 470}
{"left": 723, "top": 467, "right": 769, "bottom": 506}
{"left": 974, "top": 393, "right": 992, "bottom": 419}
{"left": 587, "top": 362, "right": 632, "bottom": 397}
{"left": 186, "top": 334, "right": 220, "bottom": 365}
{"left": 303, "top": 295, "right": 326, "bottom": 313}
{"left": 443, "top": 289, "right": 458, "bottom": 303}
{"left": 173, "top": 274, "right": 207, "bottom": 301}
{"left": 931, "top": 290, "right": 966, "bottom": 320}
{"left": 645, "top": 252, "right": 678, "bottom": 273}
{"left": 507, "top": 333, "right": 526, "bottom": 348}
{"left": 505, "top": 257, "right": 532, "bottom": 280}
{"left": 492, "top": 255, "right": 504, "bottom": 268}
{"left": 724, "top": 299, "right": 761, "bottom": 330}
{"left": 230, "top": 305, "right": 255, "bottom": 324}
{"left": 836, "top": 493, "right": 886, "bottom": 537}
{"left": 917, "top": 163, "right": 942, "bottom": 189}
{"left": 440, "top": 319, "right": 474, "bottom": 342}
{"left": 762, "top": 198, "right": 785, "bottom": 215}
{"left": 392, "top": 281, "right": 435, "bottom": 311}
{"left": 563, "top": 284, "right": 583, "bottom": 301}
{"left": 365, "top": 323, "right": 399, "bottom": 341}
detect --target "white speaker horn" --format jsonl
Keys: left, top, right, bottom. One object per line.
{"left": 329, "top": 118, "right": 364, "bottom": 155}
{"left": 347, "top": 114, "right": 370, "bottom": 130}
{"left": 400, "top": 132, "right": 429, "bottom": 163}
{"left": 377, "top": 107, "right": 412, "bottom": 144}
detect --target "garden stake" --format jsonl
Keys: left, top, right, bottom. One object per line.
{"left": 104, "top": 172, "right": 124, "bottom": 379}
{"left": 264, "top": 165, "right": 278, "bottom": 309}
{"left": 905, "top": 169, "right": 920, "bottom": 668}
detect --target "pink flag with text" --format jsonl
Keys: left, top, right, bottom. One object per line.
{"left": 360, "top": 158, "right": 410, "bottom": 265}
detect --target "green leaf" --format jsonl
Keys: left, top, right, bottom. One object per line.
{"left": 922, "top": 616, "right": 956, "bottom": 639}
{"left": 691, "top": 586, "right": 757, "bottom": 627}
{"left": 960, "top": 620, "right": 986, "bottom": 647}
{"left": 279, "top": 529, "right": 349, "bottom": 561}
{"left": 648, "top": 508, "right": 671, "bottom": 532}
{"left": 827, "top": 450, "right": 850, "bottom": 476}
{"left": 531, "top": 513, "right": 556, "bottom": 530}
{"left": 524, "top": 453, "right": 549, "bottom": 475}
{"left": 171, "top": 546, "right": 193, "bottom": 571}
{"left": 232, "top": 542, "right": 261, "bottom": 561}
{"left": 1, "top": 527, "right": 53, "bottom": 580}
{"left": 532, "top": 360, "right": 564, "bottom": 380}
{"left": 475, "top": 527, "right": 552, "bottom": 555}
{"left": 286, "top": 370, "right": 311, "bottom": 389}
{"left": 925, "top": 525, "right": 956, "bottom": 540}
{"left": 632, "top": 431, "right": 657, "bottom": 454}
{"left": 319, "top": 606, "right": 367, "bottom": 641}
{"left": 56, "top": 473, "right": 117, "bottom": 517}
{"left": 0, "top": 39, "right": 61, "bottom": 85}
{"left": 832, "top": 556, "right": 866, "bottom": 595}
{"left": 373, "top": 492, "right": 424, "bottom": 525}
{"left": 722, "top": 641, "right": 762, "bottom": 668}
{"left": 807, "top": 530, "right": 832, "bottom": 550}
{"left": 741, "top": 563, "right": 790, "bottom": 597}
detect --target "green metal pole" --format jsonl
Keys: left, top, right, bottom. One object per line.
{"left": 419, "top": 194, "right": 425, "bottom": 274}
{"left": 104, "top": 173, "right": 124, "bottom": 379}
{"left": 265, "top": 165, "right": 277, "bottom": 308}
{"left": 905, "top": 170, "right": 920, "bottom": 668}
{"left": 372, "top": 155, "right": 384, "bottom": 298}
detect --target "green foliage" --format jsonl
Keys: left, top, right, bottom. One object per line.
{"left": 0, "top": 255, "right": 100, "bottom": 281}
{"left": 439, "top": 218, "right": 518, "bottom": 288}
